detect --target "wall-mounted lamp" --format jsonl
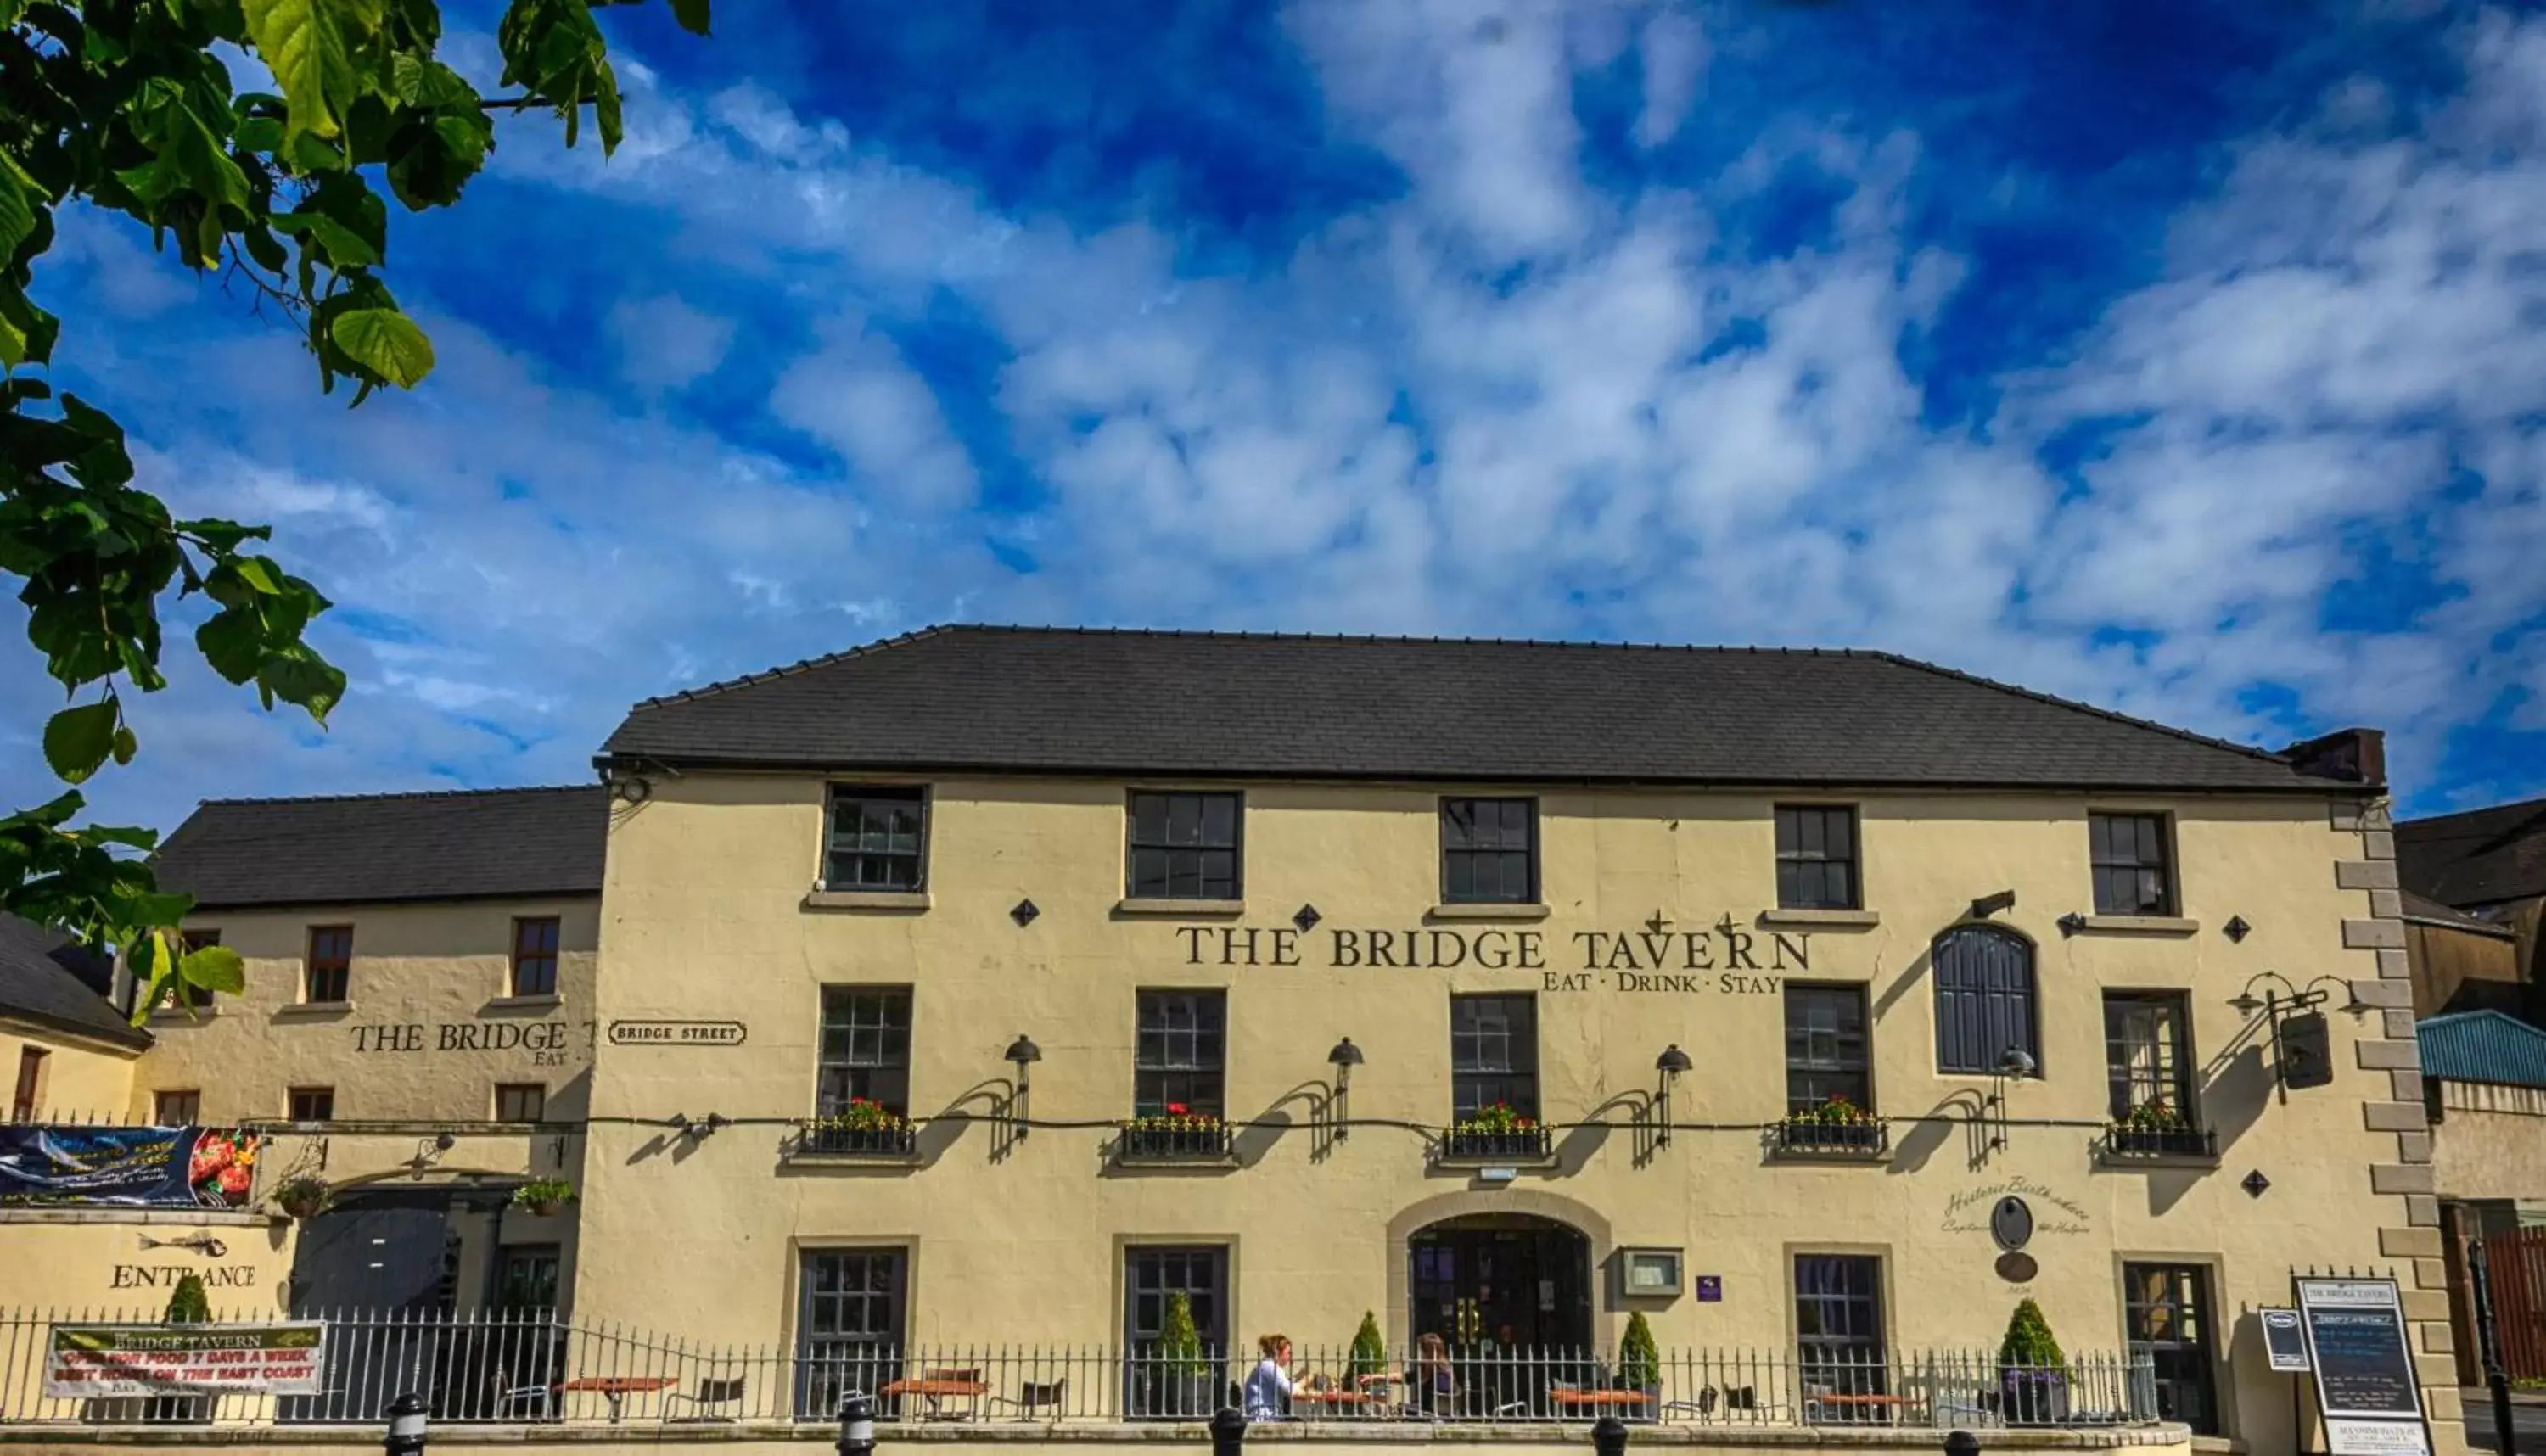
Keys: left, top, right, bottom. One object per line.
{"left": 2229, "top": 973, "right": 2346, "bottom": 1092}
{"left": 1006, "top": 1033, "right": 1041, "bottom": 1140}
{"left": 1654, "top": 1044, "right": 1691, "bottom": 1146}
{"left": 1327, "top": 1037, "right": 1363, "bottom": 1139}
{"left": 678, "top": 1113, "right": 728, "bottom": 1140}
{"left": 2055, "top": 911, "right": 2089, "bottom": 938}
{"left": 1968, "top": 889, "right": 2016, "bottom": 920}
{"left": 1986, "top": 1047, "right": 2035, "bottom": 1151}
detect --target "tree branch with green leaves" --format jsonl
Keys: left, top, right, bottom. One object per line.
{"left": 0, "top": 0, "right": 707, "bottom": 1022}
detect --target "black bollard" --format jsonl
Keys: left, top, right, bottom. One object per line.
{"left": 1211, "top": 1405, "right": 1248, "bottom": 1456}
{"left": 1943, "top": 1431, "right": 1981, "bottom": 1456}
{"left": 837, "top": 1392, "right": 877, "bottom": 1456}
{"left": 384, "top": 1392, "right": 427, "bottom": 1455}
{"left": 1592, "top": 1414, "right": 1629, "bottom": 1456}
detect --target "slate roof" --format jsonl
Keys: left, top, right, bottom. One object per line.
{"left": 2399, "top": 890, "right": 2519, "bottom": 940}
{"left": 2397, "top": 794, "right": 2546, "bottom": 910}
{"left": 601, "top": 626, "right": 2375, "bottom": 793}
{"left": 152, "top": 786, "right": 608, "bottom": 910}
{"left": 0, "top": 914, "right": 148, "bottom": 1051}
{"left": 2419, "top": 1011, "right": 2546, "bottom": 1089}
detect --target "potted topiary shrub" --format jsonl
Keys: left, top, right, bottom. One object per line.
{"left": 1152, "top": 1291, "right": 1216, "bottom": 1418}
{"left": 1997, "top": 1298, "right": 2070, "bottom": 1425}
{"left": 512, "top": 1179, "right": 577, "bottom": 1218}
{"left": 149, "top": 1274, "right": 214, "bottom": 1422}
{"left": 1349, "top": 1311, "right": 1388, "bottom": 1391}
{"left": 1616, "top": 1310, "right": 1661, "bottom": 1417}
{"left": 272, "top": 1175, "right": 330, "bottom": 1221}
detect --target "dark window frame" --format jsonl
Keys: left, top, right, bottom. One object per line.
{"left": 2089, "top": 811, "right": 2179, "bottom": 917}
{"left": 11, "top": 1046, "right": 45, "bottom": 1121}
{"left": 1439, "top": 797, "right": 1539, "bottom": 904}
{"left": 823, "top": 785, "right": 930, "bottom": 893}
{"left": 1783, "top": 983, "right": 1872, "bottom": 1113}
{"left": 510, "top": 916, "right": 562, "bottom": 999}
{"left": 1775, "top": 805, "right": 1862, "bottom": 911}
{"left": 2123, "top": 1262, "right": 2220, "bottom": 1435}
{"left": 1134, "top": 990, "right": 1226, "bottom": 1117}
{"left": 795, "top": 1246, "right": 910, "bottom": 1419}
{"left": 304, "top": 925, "right": 353, "bottom": 1005}
{"left": 494, "top": 1083, "right": 547, "bottom": 1123}
{"left": 1125, "top": 790, "right": 1244, "bottom": 901}
{"left": 1932, "top": 924, "right": 2041, "bottom": 1077}
{"left": 288, "top": 1086, "right": 335, "bottom": 1122}
{"left": 817, "top": 987, "right": 914, "bottom": 1117}
{"left": 1449, "top": 993, "right": 1540, "bottom": 1122}
{"left": 1794, "top": 1253, "right": 1887, "bottom": 1392}
{"left": 154, "top": 1089, "right": 202, "bottom": 1125}
{"left": 162, "top": 929, "right": 221, "bottom": 1011}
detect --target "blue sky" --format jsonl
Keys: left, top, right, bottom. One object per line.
{"left": 8, "top": 0, "right": 2544, "bottom": 832}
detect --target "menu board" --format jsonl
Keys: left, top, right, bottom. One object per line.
{"left": 2295, "top": 1280, "right": 2430, "bottom": 1456}
{"left": 2259, "top": 1308, "right": 2311, "bottom": 1373}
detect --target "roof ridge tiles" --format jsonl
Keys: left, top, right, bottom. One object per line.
{"left": 194, "top": 783, "right": 600, "bottom": 808}
{"left": 1863, "top": 650, "right": 2298, "bottom": 769}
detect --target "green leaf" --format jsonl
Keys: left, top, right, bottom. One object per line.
{"left": 243, "top": 0, "right": 377, "bottom": 143}
{"left": 257, "top": 643, "right": 345, "bottom": 720}
{"left": 669, "top": 0, "right": 709, "bottom": 36}
{"left": 0, "top": 151, "right": 49, "bottom": 263}
{"left": 234, "top": 115, "right": 286, "bottom": 154}
{"left": 328, "top": 306, "right": 434, "bottom": 387}
{"left": 42, "top": 701, "right": 120, "bottom": 784}
{"left": 177, "top": 944, "right": 246, "bottom": 994}
{"left": 194, "top": 608, "right": 264, "bottom": 682}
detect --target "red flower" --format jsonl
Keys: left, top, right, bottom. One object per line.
{"left": 217, "top": 1165, "right": 252, "bottom": 1197}
{"left": 1165, "top": 1102, "right": 1189, "bottom": 1116}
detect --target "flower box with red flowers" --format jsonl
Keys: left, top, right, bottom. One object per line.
{"left": 1118, "top": 1106, "right": 1231, "bottom": 1162}
{"left": 2100, "top": 1103, "right": 2216, "bottom": 1162}
{"left": 1770, "top": 1096, "right": 1889, "bottom": 1157}
{"left": 800, "top": 1098, "right": 918, "bottom": 1158}
{"left": 1438, "top": 1103, "right": 1552, "bottom": 1162}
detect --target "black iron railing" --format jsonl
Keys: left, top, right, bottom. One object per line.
{"left": 1438, "top": 1126, "right": 1553, "bottom": 1161}
{"left": 2100, "top": 1125, "right": 2216, "bottom": 1160}
{"left": 799, "top": 1121, "right": 917, "bottom": 1156}
{"left": 1772, "top": 1119, "right": 1889, "bottom": 1156}
{"left": 1117, "top": 1123, "right": 1231, "bottom": 1162}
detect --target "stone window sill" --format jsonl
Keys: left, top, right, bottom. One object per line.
{"left": 784, "top": 1149, "right": 925, "bottom": 1169}
{"left": 2076, "top": 916, "right": 2200, "bottom": 937}
{"left": 1427, "top": 902, "right": 1551, "bottom": 921}
{"left": 802, "top": 889, "right": 932, "bottom": 912}
{"left": 1114, "top": 899, "right": 1245, "bottom": 918}
{"left": 1756, "top": 908, "right": 1881, "bottom": 929}
{"left": 275, "top": 1001, "right": 354, "bottom": 1018}
{"left": 485, "top": 995, "right": 564, "bottom": 1012}
{"left": 148, "top": 1004, "right": 219, "bottom": 1022}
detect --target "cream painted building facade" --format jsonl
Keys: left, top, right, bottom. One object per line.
{"left": 568, "top": 627, "right": 2456, "bottom": 1452}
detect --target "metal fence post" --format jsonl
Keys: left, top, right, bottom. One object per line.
{"left": 1593, "top": 1414, "right": 1629, "bottom": 1456}
{"left": 2471, "top": 1238, "right": 2520, "bottom": 1456}
{"left": 384, "top": 1391, "right": 427, "bottom": 1454}
{"left": 837, "top": 1392, "right": 877, "bottom": 1456}
{"left": 1943, "top": 1431, "right": 1980, "bottom": 1456}
{"left": 1211, "top": 1405, "right": 1247, "bottom": 1456}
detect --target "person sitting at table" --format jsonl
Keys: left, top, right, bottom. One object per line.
{"left": 1244, "top": 1334, "right": 1299, "bottom": 1421}
{"left": 1412, "top": 1332, "right": 1459, "bottom": 1418}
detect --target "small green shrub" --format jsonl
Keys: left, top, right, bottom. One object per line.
{"left": 1618, "top": 1311, "right": 1659, "bottom": 1389}
{"left": 1158, "top": 1292, "right": 1208, "bottom": 1375}
{"left": 165, "top": 1274, "right": 210, "bottom": 1324}
{"left": 1998, "top": 1298, "right": 2066, "bottom": 1369}
{"left": 1349, "top": 1311, "right": 1387, "bottom": 1380}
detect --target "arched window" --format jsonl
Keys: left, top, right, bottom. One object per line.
{"left": 1932, "top": 924, "right": 2038, "bottom": 1074}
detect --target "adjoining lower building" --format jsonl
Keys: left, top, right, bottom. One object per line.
{"left": 562, "top": 626, "right": 2453, "bottom": 1450}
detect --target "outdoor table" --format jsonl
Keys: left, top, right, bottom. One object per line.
{"left": 559, "top": 1375, "right": 676, "bottom": 1423}
{"left": 1292, "top": 1388, "right": 1382, "bottom": 1416}
{"left": 882, "top": 1376, "right": 992, "bottom": 1420}
{"left": 1806, "top": 1392, "right": 1910, "bottom": 1423}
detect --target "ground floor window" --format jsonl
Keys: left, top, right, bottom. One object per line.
{"left": 796, "top": 1249, "right": 906, "bottom": 1420}
{"left": 1794, "top": 1254, "right": 1887, "bottom": 1414}
{"left": 2123, "top": 1263, "right": 2218, "bottom": 1435}
{"left": 1124, "top": 1246, "right": 1225, "bottom": 1419}
{"left": 494, "top": 1245, "right": 561, "bottom": 1310}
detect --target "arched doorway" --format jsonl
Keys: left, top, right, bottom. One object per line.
{"left": 1408, "top": 1213, "right": 1594, "bottom": 1352}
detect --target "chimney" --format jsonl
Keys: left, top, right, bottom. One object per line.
{"left": 2282, "top": 726, "right": 2386, "bottom": 786}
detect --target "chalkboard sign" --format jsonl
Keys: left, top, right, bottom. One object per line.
{"left": 2295, "top": 1279, "right": 2430, "bottom": 1456}
{"left": 2259, "top": 1308, "right": 2310, "bottom": 1372}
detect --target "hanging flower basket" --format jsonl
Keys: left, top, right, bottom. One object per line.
{"left": 512, "top": 1179, "right": 578, "bottom": 1218}
{"left": 273, "top": 1177, "right": 330, "bottom": 1221}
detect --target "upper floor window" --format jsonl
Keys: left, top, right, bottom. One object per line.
{"left": 1775, "top": 805, "right": 1860, "bottom": 910}
{"left": 818, "top": 988, "right": 912, "bottom": 1117}
{"left": 1449, "top": 994, "right": 1538, "bottom": 1121}
{"left": 494, "top": 1083, "right": 547, "bottom": 1123}
{"left": 160, "top": 928, "right": 221, "bottom": 1011}
{"left": 11, "top": 1047, "right": 45, "bottom": 1122}
{"left": 1932, "top": 924, "right": 2038, "bottom": 1076}
{"left": 1783, "top": 984, "right": 1870, "bottom": 1113}
{"left": 1440, "top": 798, "right": 1537, "bottom": 904}
{"left": 511, "top": 916, "right": 561, "bottom": 998}
{"left": 1127, "top": 792, "right": 1242, "bottom": 900}
{"left": 2104, "top": 993, "right": 2193, "bottom": 1121}
{"left": 1135, "top": 991, "right": 1225, "bottom": 1117}
{"left": 2089, "top": 812, "right": 2176, "bottom": 916}
{"left": 305, "top": 926, "right": 353, "bottom": 1004}
{"left": 825, "top": 786, "right": 928, "bottom": 892}
{"left": 154, "top": 1089, "right": 203, "bottom": 1126}
{"left": 288, "top": 1086, "right": 335, "bottom": 1122}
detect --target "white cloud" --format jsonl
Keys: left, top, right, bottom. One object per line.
{"left": 608, "top": 294, "right": 735, "bottom": 395}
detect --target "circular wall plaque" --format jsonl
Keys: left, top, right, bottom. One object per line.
{"left": 1994, "top": 1252, "right": 2039, "bottom": 1283}
{"left": 1990, "top": 1196, "right": 2034, "bottom": 1252}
